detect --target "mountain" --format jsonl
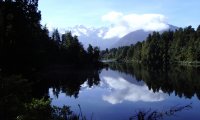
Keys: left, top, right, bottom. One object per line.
{"left": 112, "top": 24, "right": 178, "bottom": 48}
{"left": 112, "top": 30, "right": 151, "bottom": 48}
{"left": 65, "top": 25, "right": 119, "bottom": 50}
{"left": 61, "top": 24, "right": 178, "bottom": 50}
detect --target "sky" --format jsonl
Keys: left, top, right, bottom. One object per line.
{"left": 38, "top": 0, "right": 200, "bottom": 31}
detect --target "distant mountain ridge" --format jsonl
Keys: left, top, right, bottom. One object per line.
{"left": 64, "top": 25, "right": 119, "bottom": 50}
{"left": 112, "top": 24, "right": 178, "bottom": 48}
{"left": 61, "top": 24, "right": 178, "bottom": 50}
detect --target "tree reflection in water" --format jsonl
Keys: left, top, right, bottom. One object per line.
{"left": 1, "top": 66, "right": 101, "bottom": 120}
{"left": 108, "top": 63, "right": 200, "bottom": 100}
{"left": 1, "top": 63, "right": 199, "bottom": 120}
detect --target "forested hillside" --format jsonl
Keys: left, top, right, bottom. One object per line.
{"left": 0, "top": 0, "right": 100, "bottom": 71}
{"left": 101, "top": 26, "right": 200, "bottom": 65}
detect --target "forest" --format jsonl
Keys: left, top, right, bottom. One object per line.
{"left": 0, "top": 0, "right": 101, "bottom": 72}
{"left": 101, "top": 26, "right": 200, "bottom": 65}
{"left": 0, "top": 1, "right": 102, "bottom": 119}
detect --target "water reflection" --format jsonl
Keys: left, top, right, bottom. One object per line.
{"left": 48, "top": 64, "right": 200, "bottom": 120}
{"left": 102, "top": 76, "right": 166, "bottom": 104}
{"left": 41, "top": 67, "right": 101, "bottom": 98}
{"left": 108, "top": 63, "right": 200, "bottom": 100}
{"left": 2, "top": 63, "right": 200, "bottom": 120}
{"left": 1, "top": 67, "right": 102, "bottom": 120}
{"left": 39, "top": 63, "right": 200, "bottom": 102}
{"left": 46, "top": 63, "right": 200, "bottom": 102}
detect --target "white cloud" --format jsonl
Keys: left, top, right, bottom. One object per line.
{"left": 103, "top": 25, "right": 128, "bottom": 38}
{"left": 102, "top": 76, "right": 167, "bottom": 104}
{"left": 102, "top": 11, "right": 123, "bottom": 22}
{"left": 102, "top": 12, "right": 169, "bottom": 39}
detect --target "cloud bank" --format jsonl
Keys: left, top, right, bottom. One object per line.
{"left": 102, "top": 76, "right": 167, "bottom": 104}
{"left": 102, "top": 11, "right": 169, "bottom": 39}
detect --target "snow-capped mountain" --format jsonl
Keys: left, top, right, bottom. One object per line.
{"left": 60, "top": 24, "right": 178, "bottom": 50}
{"left": 63, "top": 25, "right": 119, "bottom": 50}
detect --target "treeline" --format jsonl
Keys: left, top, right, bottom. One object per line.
{"left": 108, "top": 63, "right": 200, "bottom": 100}
{"left": 0, "top": 0, "right": 100, "bottom": 70}
{"left": 49, "top": 29, "right": 100, "bottom": 65}
{"left": 1, "top": 67, "right": 101, "bottom": 120}
{"left": 102, "top": 26, "right": 200, "bottom": 65}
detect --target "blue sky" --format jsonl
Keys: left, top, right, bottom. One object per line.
{"left": 38, "top": 0, "right": 200, "bottom": 29}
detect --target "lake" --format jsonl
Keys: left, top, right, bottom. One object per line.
{"left": 48, "top": 63, "right": 200, "bottom": 120}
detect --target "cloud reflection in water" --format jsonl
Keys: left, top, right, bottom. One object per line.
{"left": 102, "top": 76, "right": 167, "bottom": 104}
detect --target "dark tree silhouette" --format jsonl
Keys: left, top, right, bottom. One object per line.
{"left": 0, "top": 0, "right": 101, "bottom": 71}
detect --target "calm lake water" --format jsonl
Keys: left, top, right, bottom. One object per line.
{"left": 48, "top": 63, "right": 200, "bottom": 120}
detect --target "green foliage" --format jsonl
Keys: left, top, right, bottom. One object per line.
{"left": 52, "top": 29, "right": 61, "bottom": 46}
{"left": 87, "top": 44, "right": 100, "bottom": 63}
{"left": 102, "top": 25, "right": 200, "bottom": 65}
{"left": 52, "top": 105, "right": 79, "bottom": 120}
{"left": 0, "top": 1, "right": 101, "bottom": 70}
{"left": 21, "top": 98, "right": 52, "bottom": 120}
{"left": 0, "top": 0, "right": 43, "bottom": 67}
{"left": 25, "top": 98, "right": 51, "bottom": 111}
{"left": 16, "top": 98, "right": 79, "bottom": 120}
{"left": 60, "top": 32, "right": 88, "bottom": 64}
